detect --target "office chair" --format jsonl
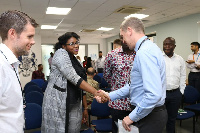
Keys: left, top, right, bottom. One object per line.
{"left": 25, "top": 91, "right": 44, "bottom": 107}
{"left": 25, "top": 85, "right": 43, "bottom": 95}
{"left": 90, "top": 99, "right": 112, "bottom": 132}
{"left": 41, "top": 81, "right": 48, "bottom": 92}
{"left": 23, "top": 82, "right": 37, "bottom": 94}
{"left": 183, "top": 85, "right": 200, "bottom": 122}
{"left": 31, "top": 79, "right": 45, "bottom": 88}
{"left": 24, "top": 103, "right": 42, "bottom": 130}
{"left": 176, "top": 110, "right": 195, "bottom": 133}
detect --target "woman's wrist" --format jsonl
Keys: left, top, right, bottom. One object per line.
{"left": 84, "top": 107, "right": 88, "bottom": 110}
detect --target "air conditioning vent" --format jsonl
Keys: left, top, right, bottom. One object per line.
{"left": 115, "top": 6, "right": 144, "bottom": 14}
{"left": 80, "top": 29, "right": 96, "bottom": 32}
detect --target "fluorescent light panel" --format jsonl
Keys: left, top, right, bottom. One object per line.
{"left": 97, "top": 27, "right": 114, "bottom": 31}
{"left": 46, "top": 7, "right": 71, "bottom": 15}
{"left": 125, "top": 14, "right": 149, "bottom": 19}
{"left": 41, "top": 25, "right": 57, "bottom": 29}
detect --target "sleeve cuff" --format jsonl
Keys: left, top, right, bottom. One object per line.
{"left": 76, "top": 78, "right": 83, "bottom": 87}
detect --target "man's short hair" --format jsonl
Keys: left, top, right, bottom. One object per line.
{"left": 113, "top": 39, "right": 122, "bottom": 45}
{"left": 191, "top": 42, "right": 200, "bottom": 48}
{"left": 0, "top": 10, "right": 39, "bottom": 41}
{"left": 38, "top": 64, "right": 42, "bottom": 67}
{"left": 164, "top": 37, "right": 176, "bottom": 44}
{"left": 120, "top": 17, "right": 145, "bottom": 34}
{"left": 99, "top": 51, "right": 102, "bottom": 53}
{"left": 87, "top": 67, "right": 95, "bottom": 76}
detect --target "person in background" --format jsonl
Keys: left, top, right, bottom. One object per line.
{"left": 32, "top": 64, "right": 45, "bottom": 81}
{"left": 96, "top": 17, "right": 167, "bottom": 133}
{"left": 95, "top": 51, "right": 105, "bottom": 73}
{"left": 76, "top": 56, "right": 82, "bottom": 66}
{"left": 86, "top": 57, "right": 95, "bottom": 70}
{"left": 104, "top": 39, "right": 135, "bottom": 133}
{"left": 163, "top": 37, "right": 186, "bottom": 133}
{"left": 186, "top": 42, "right": 200, "bottom": 93}
{"left": 41, "top": 32, "right": 108, "bottom": 133}
{"left": 113, "top": 39, "right": 122, "bottom": 50}
{"left": 86, "top": 67, "right": 99, "bottom": 109}
{"left": 83, "top": 56, "right": 87, "bottom": 68}
{"left": 0, "top": 10, "right": 38, "bottom": 132}
{"left": 48, "top": 52, "right": 54, "bottom": 69}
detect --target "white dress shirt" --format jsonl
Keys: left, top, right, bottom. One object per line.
{"left": 95, "top": 56, "right": 105, "bottom": 71}
{"left": 163, "top": 53, "right": 186, "bottom": 94}
{"left": 187, "top": 51, "right": 200, "bottom": 72}
{"left": 0, "top": 43, "right": 24, "bottom": 133}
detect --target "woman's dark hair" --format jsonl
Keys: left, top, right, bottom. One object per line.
{"left": 86, "top": 57, "right": 92, "bottom": 69}
{"left": 54, "top": 32, "right": 80, "bottom": 51}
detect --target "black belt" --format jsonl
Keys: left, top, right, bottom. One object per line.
{"left": 53, "top": 84, "right": 66, "bottom": 92}
{"left": 130, "top": 105, "right": 165, "bottom": 112}
{"left": 166, "top": 88, "right": 178, "bottom": 93}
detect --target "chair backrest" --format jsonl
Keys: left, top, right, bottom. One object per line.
{"left": 24, "top": 103, "right": 42, "bottom": 130}
{"left": 184, "top": 85, "right": 200, "bottom": 104}
{"left": 31, "top": 79, "right": 45, "bottom": 88}
{"left": 41, "top": 81, "right": 48, "bottom": 92}
{"left": 93, "top": 75, "right": 102, "bottom": 83}
{"left": 25, "top": 85, "right": 43, "bottom": 95}
{"left": 91, "top": 99, "right": 110, "bottom": 117}
{"left": 100, "top": 78, "right": 108, "bottom": 88}
{"left": 24, "top": 82, "right": 37, "bottom": 92}
{"left": 25, "top": 91, "right": 44, "bottom": 106}
{"left": 97, "top": 73, "right": 103, "bottom": 78}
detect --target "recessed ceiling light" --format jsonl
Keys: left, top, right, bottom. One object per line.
{"left": 97, "top": 27, "right": 114, "bottom": 31}
{"left": 46, "top": 7, "right": 71, "bottom": 15}
{"left": 41, "top": 25, "right": 57, "bottom": 29}
{"left": 124, "top": 14, "right": 149, "bottom": 19}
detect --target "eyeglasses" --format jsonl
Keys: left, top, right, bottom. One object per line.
{"left": 66, "top": 41, "right": 80, "bottom": 46}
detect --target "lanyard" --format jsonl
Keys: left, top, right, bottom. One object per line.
{"left": 0, "top": 50, "right": 23, "bottom": 96}
{"left": 138, "top": 38, "right": 149, "bottom": 51}
{"left": 193, "top": 53, "right": 200, "bottom": 62}
{"left": 128, "top": 38, "right": 149, "bottom": 86}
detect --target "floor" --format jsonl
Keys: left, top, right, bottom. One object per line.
{"left": 25, "top": 115, "right": 200, "bottom": 133}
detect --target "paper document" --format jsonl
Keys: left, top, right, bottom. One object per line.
{"left": 118, "top": 119, "right": 139, "bottom": 133}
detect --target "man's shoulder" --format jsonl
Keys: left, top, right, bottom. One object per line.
{"left": 174, "top": 53, "right": 185, "bottom": 61}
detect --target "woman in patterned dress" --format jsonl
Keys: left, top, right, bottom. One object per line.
{"left": 41, "top": 32, "right": 107, "bottom": 133}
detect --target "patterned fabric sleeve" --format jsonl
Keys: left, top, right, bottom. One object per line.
{"left": 53, "top": 49, "right": 82, "bottom": 86}
{"left": 103, "top": 52, "right": 113, "bottom": 84}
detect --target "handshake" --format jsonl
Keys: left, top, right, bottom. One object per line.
{"left": 94, "top": 90, "right": 110, "bottom": 103}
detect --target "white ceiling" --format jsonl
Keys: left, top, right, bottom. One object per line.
{"left": 0, "top": 0, "right": 200, "bottom": 39}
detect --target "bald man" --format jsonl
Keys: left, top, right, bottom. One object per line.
{"left": 86, "top": 67, "right": 99, "bottom": 109}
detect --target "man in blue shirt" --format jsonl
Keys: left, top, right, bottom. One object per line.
{"left": 98, "top": 17, "right": 167, "bottom": 133}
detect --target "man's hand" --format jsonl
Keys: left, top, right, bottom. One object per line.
{"left": 94, "top": 90, "right": 110, "bottom": 103}
{"left": 186, "top": 60, "right": 195, "bottom": 64}
{"left": 122, "top": 116, "right": 134, "bottom": 132}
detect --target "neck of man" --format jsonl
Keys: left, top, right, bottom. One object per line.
{"left": 167, "top": 52, "right": 174, "bottom": 58}
{"left": 3, "top": 40, "right": 19, "bottom": 58}
{"left": 194, "top": 49, "right": 199, "bottom": 54}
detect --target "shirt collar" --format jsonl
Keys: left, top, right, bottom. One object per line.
{"left": 163, "top": 52, "right": 176, "bottom": 58}
{"left": 0, "top": 43, "right": 19, "bottom": 65}
{"left": 134, "top": 36, "right": 148, "bottom": 52}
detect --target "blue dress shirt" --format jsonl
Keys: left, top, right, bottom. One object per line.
{"left": 109, "top": 36, "right": 166, "bottom": 122}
